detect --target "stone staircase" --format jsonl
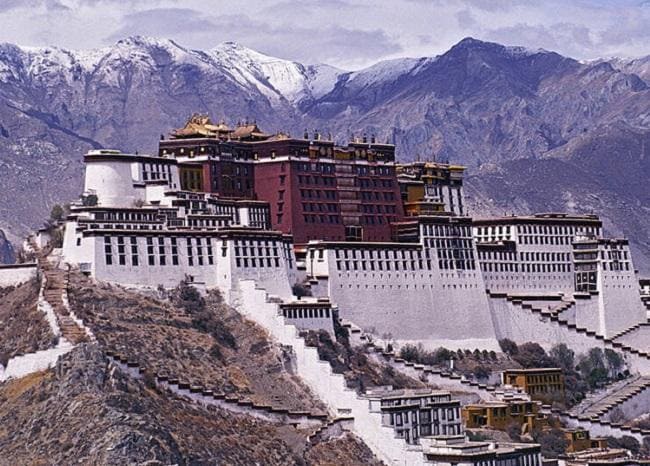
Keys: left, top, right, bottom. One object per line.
{"left": 338, "top": 319, "right": 525, "bottom": 401}
{"left": 338, "top": 316, "right": 650, "bottom": 444}
{"left": 105, "top": 351, "right": 327, "bottom": 428}
{"left": 307, "top": 416, "right": 355, "bottom": 444}
{"left": 235, "top": 279, "right": 429, "bottom": 466}
{"left": 489, "top": 291, "right": 650, "bottom": 365}
{"left": 32, "top": 243, "right": 89, "bottom": 345}
{"left": 609, "top": 321, "right": 650, "bottom": 353}
{"left": 569, "top": 376, "right": 650, "bottom": 421}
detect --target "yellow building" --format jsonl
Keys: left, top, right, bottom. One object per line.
{"left": 179, "top": 165, "right": 204, "bottom": 192}
{"left": 564, "top": 428, "right": 608, "bottom": 453}
{"left": 502, "top": 368, "right": 565, "bottom": 402}
{"left": 396, "top": 161, "right": 466, "bottom": 216}
{"left": 463, "top": 399, "right": 546, "bottom": 433}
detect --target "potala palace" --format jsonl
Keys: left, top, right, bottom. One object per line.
{"left": 58, "top": 116, "right": 648, "bottom": 356}
{"left": 8, "top": 115, "right": 650, "bottom": 465}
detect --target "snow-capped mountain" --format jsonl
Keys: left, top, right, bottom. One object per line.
{"left": 206, "top": 41, "right": 343, "bottom": 103}
{"left": 0, "top": 36, "right": 344, "bottom": 104}
{"left": 0, "top": 36, "right": 649, "bottom": 272}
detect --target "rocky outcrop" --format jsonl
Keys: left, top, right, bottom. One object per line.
{"left": 0, "top": 346, "right": 306, "bottom": 464}
{"left": 0, "top": 278, "right": 55, "bottom": 366}
{"left": 0, "top": 230, "right": 14, "bottom": 264}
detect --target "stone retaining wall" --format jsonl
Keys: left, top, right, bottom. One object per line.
{"left": 235, "top": 279, "right": 427, "bottom": 466}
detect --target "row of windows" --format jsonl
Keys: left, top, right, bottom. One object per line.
{"left": 356, "top": 178, "right": 394, "bottom": 188}
{"left": 518, "top": 225, "right": 599, "bottom": 236}
{"left": 360, "top": 215, "right": 397, "bottom": 225}
{"left": 187, "top": 217, "right": 228, "bottom": 228}
{"left": 297, "top": 174, "right": 336, "bottom": 186}
{"left": 248, "top": 207, "right": 269, "bottom": 229}
{"left": 336, "top": 259, "right": 432, "bottom": 272}
{"left": 428, "top": 238, "right": 474, "bottom": 250}
{"left": 104, "top": 236, "right": 211, "bottom": 267}
{"left": 282, "top": 307, "right": 332, "bottom": 319}
{"left": 521, "top": 252, "right": 571, "bottom": 262}
{"left": 295, "top": 162, "right": 335, "bottom": 173}
{"left": 300, "top": 189, "right": 337, "bottom": 200}
{"left": 233, "top": 238, "right": 283, "bottom": 268}
{"left": 303, "top": 202, "right": 338, "bottom": 213}
{"left": 304, "top": 214, "right": 341, "bottom": 224}
{"left": 360, "top": 203, "right": 398, "bottom": 214}
{"left": 520, "top": 235, "right": 574, "bottom": 245}
{"left": 335, "top": 249, "right": 423, "bottom": 260}
{"left": 389, "top": 406, "right": 460, "bottom": 427}
{"left": 481, "top": 262, "right": 572, "bottom": 273}
{"left": 93, "top": 211, "right": 159, "bottom": 222}
{"left": 354, "top": 165, "right": 393, "bottom": 176}
{"left": 422, "top": 224, "right": 472, "bottom": 238}
{"left": 360, "top": 191, "right": 397, "bottom": 201}
{"left": 84, "top": 222, "right": 164, "bottom": 231}
{"left": 141, "top": 162, "right": 173, "bottom": 182}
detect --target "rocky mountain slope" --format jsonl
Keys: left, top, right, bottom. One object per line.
{"left": 0, "top": 36, "right": 648, "bottom": 271}
{"left": 0, "top": 275, "right": 381, "bottom": 464}
{"left": 0, "top": 230, "right": 14, "bottom": 263}
{"left": 0, "top": 345, "right": 378, "bottom": 465}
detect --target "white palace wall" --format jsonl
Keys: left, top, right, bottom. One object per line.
{"left": 64, "top": 230, "right": 295, "bottom": 302}
{"left": 488, "top": 297, "right": 650, "bottom": 374}
{"left": 85, "top": 160, "right": 141, "bottom": 207}
{"left": 315, "top": 249, "right": 499, "bottom": 351}
{"left": 234, "top": 280, "right": 427, "bottom": 466}
{"left": 572, "top": 296, "right": 601, "bottom": 334}
{"left": 599, "top": 270, "right": 647, "bottom": 338}
{"left": 0, "top": 263, "right": 37, "bottom": 287}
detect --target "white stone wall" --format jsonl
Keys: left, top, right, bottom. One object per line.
{"left": 488, "top": 296, "right": 650, "bottom": 374}
{"left": 599, "top": 269, "right": 647, "bottom": 338}
{"left": 64, "top": 233, "right": 295, "bottom": 303}
{"left": 61, "top": 221, "right": 94, "bottom": 268}
{"left": 0, "top": 341, "right": 73, "bottom": 382}
{"left": 310, "top": 248, "right": 499, "bottom": 350}
{"left": 559, "top": 413, "right": 645, "bottom": 443}
{"left": 0, "top": 264, "right": 37, "bottom": 287}
{"left": 85, "top": 159, "right": 141, "bottom": 207}
{"left": 84, "top": 154, "right": 180, "bottom": 207}
{"left": 572, "top": 297, "right": 600, "bottom": 333}
{"left": 615, "top": 326, "right": 650, "bottom": 352}
{"left": 602, "top": 386, "right": 650, "bottom": 422}
{"left": 234, "top": 280, "right": 427, "bottom": 466}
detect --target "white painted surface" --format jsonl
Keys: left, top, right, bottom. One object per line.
{"left": 489, "top": 296, "right": 650, "bottom": 374}
{"left": 235, "top": 280, "right": 428, "bottom": 466}
{"left": 0, "top": 340, "right": 73, "bottom": 381}
{"left": 0, "top": 264, "right": 37, "bottom": 287}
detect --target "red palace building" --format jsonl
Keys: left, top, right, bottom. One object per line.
{"left": 159, "top": 114, "right": 405, "bottom": 246}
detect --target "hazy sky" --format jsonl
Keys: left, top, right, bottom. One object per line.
{"left": 1, "top": 0, "right": 649, "bottom": 69}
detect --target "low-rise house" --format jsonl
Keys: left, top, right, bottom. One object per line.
{"left": 361, "top": 387, "right": 463, "bottom": 444}
{"left": 502, "top": 368, "right": 565, "bottom": 402}
{"left": 421, "top": 435, "right": 542, "bottom": 466}
{"left": 564, "top": 428, "right": 608, "bottom": 453}
{"left": 463, "top": 399, "right": 547, "bottom": 433}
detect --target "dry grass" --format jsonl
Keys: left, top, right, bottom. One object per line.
{"left": 0, "top": 279, "right": 55, "bottom": 365}
{"left": 0, "top": 370, "right": 51, "bottom": 403}
{"left": 67, "top": 272, "right": 325, "bottom": 412}
{"left": 302, "top": 329, "right": 425, "bottom": 392}
{"left": 305, "top": 433, "right": 384, "bottom": 466}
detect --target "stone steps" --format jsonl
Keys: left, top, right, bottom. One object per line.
{"left": 575, "top": 376, "right": 650, "bottom": 419}
{"left": 105, "top": 350, "right": 329, "bottom": 424}
{"left": 31, "top": 243, "right": 91, "bottom": 345}
{"left": 490, "top": 291, "right": 650, "bottom": 361}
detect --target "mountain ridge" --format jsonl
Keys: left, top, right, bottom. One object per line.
{"left": 0, "top": 35, "right": 648, "bottom": 271}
